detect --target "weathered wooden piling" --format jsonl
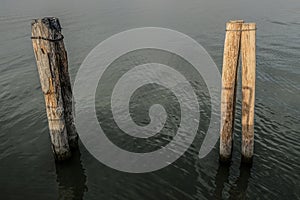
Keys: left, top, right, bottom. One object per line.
{"left": 31, "top": 17, "right": 78, "bottom": 161}
{"left": 220, "top": 20, "right": 256, "bottom": 163}
{"left": 241, "top": 23, "right": 256, "bottom": 163}
{"left": 220, "top": 20, "right": 244, "bottom": 162}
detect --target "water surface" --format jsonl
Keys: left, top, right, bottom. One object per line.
{"left": 0, "top": 0, "right": 299, "bottom": 199}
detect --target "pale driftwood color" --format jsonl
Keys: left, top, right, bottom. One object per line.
{"left": 31, "top": 17, "right": 78, "bottom": 160}
{"left": 220, "top": 20, "right": 244, "bottom": 162}
{"left": 241, "top": 23, "right": 256, "bottom": 163}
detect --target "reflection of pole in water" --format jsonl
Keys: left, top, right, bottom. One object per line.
{"left": 214, "top": 163, "right": 230, "bottom": 199}
{"left": 228, "top": 162, "right": 252, "bottom": 199}
{"left": 55, "top": 150, "right": 87, "bottom": 200}
{"left": 214, "top": 161, "right": 252, "bottom": 199}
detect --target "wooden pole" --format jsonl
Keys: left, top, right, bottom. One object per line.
{"left": 31, "top": 17, "right": 78, "bottom": 161}
{"left": 241, "top": 23, "right": 256, "bottom": 163}
{"left": 54, "top": 22, "right": 78, "bottom": 149}
{"left": 220, "top": 20, "right": 244, "bottom": 162}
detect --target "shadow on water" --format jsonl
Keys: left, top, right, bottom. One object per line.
{"left": 55, "top": 150, "right": 88, "bottom": 200}
{"left": 214, "top": 162, "right": 231, "bottom": 199}
{"left": 228, "top": 162, "right": 252, "bottom": 200}
{"left": 214, "top": 160, "right": 252, "bottom": 199}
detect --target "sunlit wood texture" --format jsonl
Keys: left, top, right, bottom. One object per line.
{"left": 31, "top": 17, "right": 78, "bottom": 161}
{"left": 241, "top": 23, "right": 256, "bottom": 163}
{"left": 220, "top": 20, "right": 244, "bottom": 162}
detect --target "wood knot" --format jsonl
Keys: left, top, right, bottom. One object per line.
{"left": 56, "top": 107, "right": 64, "bottom": 117}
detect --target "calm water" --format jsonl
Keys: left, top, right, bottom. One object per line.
{"left": 0, "top": 0, "right": 300, "bottom": 199}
